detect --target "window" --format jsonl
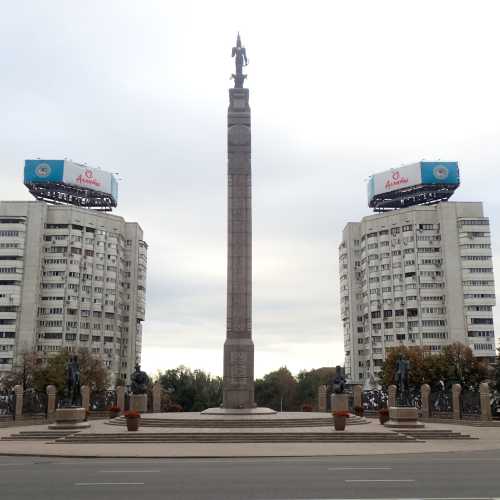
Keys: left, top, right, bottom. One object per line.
{"left": 466, "top": 305, "right": 492, "bottom": 311}
{"left": 474, "top": 344, "right": 493, "bottom": 351}
{"left": 464, "top": 232, "right": 490, "bottom": 238}
{"left": 470, "top": 318, "right": 493, "bottom": 325}
{"left": 402, "top": 225, "right": 413, "bottom": 232}
{"left": 421, "top": 319, "right": 447, "bottom": 327}
{"left": 459, "top": 219, "right": 489, "bottom": 226}
{"left": 461, "top": 255, "right": 491, "bottom": 261}
{"left": 468, "top": 331, "right": 494, "bottom": 338}
{"left": 460, "top": 244, "right": 491, "bottom": 249}
{"left": 464, "top": 293, "right": 495, "bottom": 299}
{"left": 419, "top": 224, "right": 434, "bottom": 230}
{"left": 463, "top": 280, "right": 495, "bottom": 286}
{"left": 422, "top": 332, "right": 448, "bottom": 339}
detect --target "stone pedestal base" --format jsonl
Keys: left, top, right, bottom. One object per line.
{"left": 201, "top": 407, "right": 276, "bottom": 415}
{"left": 48, "top": 407, "right": 90, "bottom": 430}
{"left": 384, "top": 406, "right": 425, "bottom": 429}
{"left": 331, "top": 393, "right": 348, "bottom": 413}
{"left": 130, "top": 394, "right": 148, "bottom": 413}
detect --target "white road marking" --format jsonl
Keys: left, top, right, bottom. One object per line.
{"left": 75, "top": 482, "right": 145, "bottom": 486}
{"left": 328, "top": 466, "right": 393, "bottom": 470}
{"left": 262, "top": 497, "right": 500, "bottom": 500}
{"left": 0, "top": 463, "right": 32, "bottom": 466}
{"left": 99, "top": 470, "right": 160, "bottom": 473}
{"left": 344, "top": 479, "right": 415, "bottom": 482}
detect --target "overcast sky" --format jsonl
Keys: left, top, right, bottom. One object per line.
{"left": 1, "top": 0, "right": 499, "bottom": 377}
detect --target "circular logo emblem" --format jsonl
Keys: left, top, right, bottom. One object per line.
{"left": 392, "top": 171, "right": 400, "bottom": 181}
{"left": 84, "top": 169, "right": 93, "bottom": 179}
{"left": 35, "top": 163, "right": 51, "bottom": 178}
{"left": 433, "top": 165, "right": 449, "bottom": 180}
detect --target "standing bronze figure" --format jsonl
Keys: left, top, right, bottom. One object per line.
{"left": 395, "top": 353, "right": 410, "bottom": 406}
{"left": 332, "top": 366, "right": 346, "bottom": 394}
{"left": 63, "top": 355, "right": 81, "bottom": 407}
{"left": 231, "top": 32, "right": 248, "bottom": 88}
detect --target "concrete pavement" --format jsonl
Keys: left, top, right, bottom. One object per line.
{"left": 1, "top": 418, "right": 500, "bottom": 457}
{"left": 1, "top": 451, "right": 500, "bottom": 499}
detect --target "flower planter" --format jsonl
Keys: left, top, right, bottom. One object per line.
{"left": 333, "top": 415, "right": 347, "bottom": 431}
{"left": 354, "top": 407, "right": 364, "bottom": 417}
{"left": 110, "top": 411, "right": 120, "bottom": 419}
{"left": 126, "top": 416, "right": 140, "bottom": 431}
{"left": 378, "top": 411, "right": 390, "bottom": 425}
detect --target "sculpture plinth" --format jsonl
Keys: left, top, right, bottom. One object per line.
{"left": 385, "top": 406, "right": 425, "bottom": 428}
{"left": 49, "top": 407, "right": 90, "bottom": 430}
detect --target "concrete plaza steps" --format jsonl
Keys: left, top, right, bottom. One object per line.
{"left": 397, "top": 429, "right": 476, "bottom": 440}
{"left": 0, "top": 416, "right": 14, "bottom": 428}
{"left": 1, "top": 430, "right": 77, "bottom": 441}
{"left": 58, "top": 431, "right": 416, "bottom": 444}
{"left": 107, "top": 415, "right": 367, "bottom": 428}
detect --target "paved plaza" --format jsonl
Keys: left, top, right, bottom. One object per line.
{"left": 1, "top": 415, "right": 500, "bottom": 458}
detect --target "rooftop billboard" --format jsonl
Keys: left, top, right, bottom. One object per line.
{"left": 24, "top": 160, "right": 118, "bottom": 209}
{"left": 367, "top": 161, "right": 459, "bottom": 207}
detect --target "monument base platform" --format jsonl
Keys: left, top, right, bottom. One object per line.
{"left": 130, "top": 394, "right": 148, "bottom": 413}
{"left": 48, "top": 407, "right": 90, "bottom": 430}
{"left": 384, "top": 406, "right": 425, "bottom": 429}
{"left": 201, "top": 407, "right": 277, "bottom": 415}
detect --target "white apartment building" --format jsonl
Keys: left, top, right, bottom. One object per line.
{"left": 0, "top": 201, "right": 147, "bottom": 385}
{"left": 340, "top": 202, "right": 496, "bottom": 384}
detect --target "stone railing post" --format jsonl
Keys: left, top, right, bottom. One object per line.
{"left": 317, "top": 385, "right": 327, "bottom": 412}
{"left": 420, "top": 384, "right": 431, "bottom": 419}
{"left": 80, "top": 385, "right": 90, "bottom": 411}
{"left": 353, "top": 385, "right": 362, "bottom": 409}
{"left": 116, "top": 386, "right": 125, "bottom": 413}
{"left": 46, "top": 385, "right": 57, "bottom": 422}
{"left": 452, "top": 383, "right": 462, "bottom": 420}
{"left": 388, "top": 384, "right": 397, "bottom": 408}
{"left": 153, "top": 382, "right": 161, "bottom": 413}
{"left": 14, "top": 385, "right": 23, "bottom": 418}
{"left": 480, "top": 382, "right": 492, "bottom": 421}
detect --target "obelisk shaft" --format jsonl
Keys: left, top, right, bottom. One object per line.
{"left": 223, "top": 86, "right": 255, "bottom": 409}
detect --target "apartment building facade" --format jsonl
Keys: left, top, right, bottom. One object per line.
{"left": 0, "top": 201, "right": 147, "bottom": 385}
{"left": 340, "top": 202, "right": 496, "bottom": 384}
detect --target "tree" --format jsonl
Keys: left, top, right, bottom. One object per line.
{"left": 295, "top": 367, "right": 338, "bottom": 409}
{"left": 0, "top": 349, "right": 109, "bottom": 396}
{"left": 379, "top": 343, "right": 490, "bottom": 391}
{"left": 255, "top": 367, "right": 297, "bottom": 411}
{"left": 494, "top": 348, "right": 500, "bottom": 394}
{"left": 0, "top": 352, "right": 42, "bottom": 391}
{"left": 441, "top": 343, "right": 490, "bottom": 390}
{"left": 157, "top": 366, "right": 222, "bottom": 411}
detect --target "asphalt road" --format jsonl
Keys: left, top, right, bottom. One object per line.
{"left": 1, "top": 450, "right": 500, "bottom": 500}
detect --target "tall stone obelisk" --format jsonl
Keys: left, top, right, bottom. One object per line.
{"left": 223, "top": 33, "right": 255, "bottom": 409}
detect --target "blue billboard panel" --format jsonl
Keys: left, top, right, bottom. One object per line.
{"left": 24, "top": 160, "right": 65, "bottom": 184}
{"left": 420, "top": 162, "right": 460, "bottom": 186}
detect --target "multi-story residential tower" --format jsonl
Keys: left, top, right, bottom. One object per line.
{"left": 0, "top": 201, "right": 147, "bottom": 385}
{"left": 341, "top": 163, "right": 495, "bottom": 385}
